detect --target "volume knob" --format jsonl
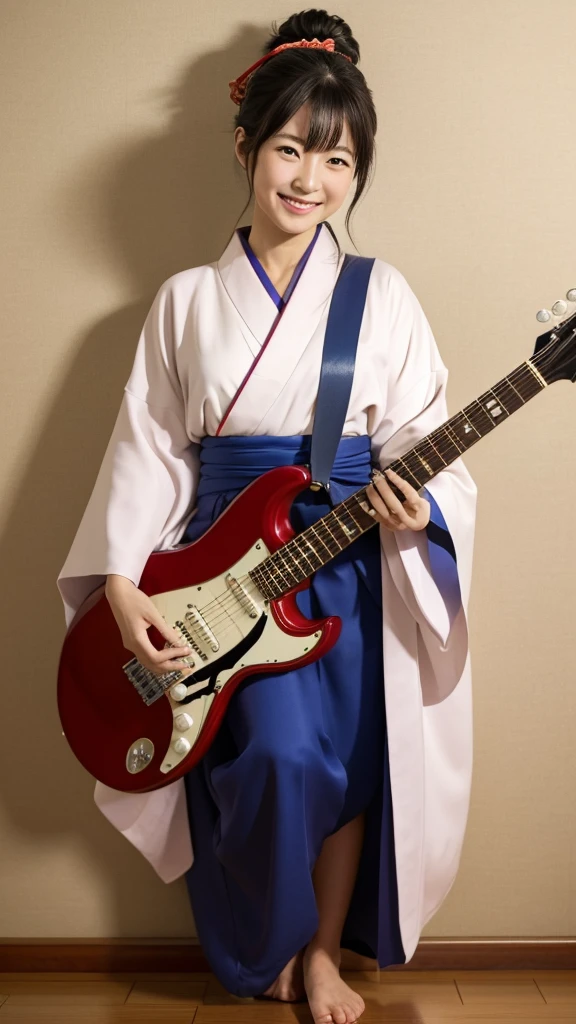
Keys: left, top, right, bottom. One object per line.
{"left": 174, "top": 713, "right": 193, "bottom": 732}
{"left": 170, "top": 683, "right": 188, "bottom": 701}
{"left": 172, "top": 737, "right": 191, "bottom": 755}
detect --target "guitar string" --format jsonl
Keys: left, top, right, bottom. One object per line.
{"left": 152, "top": 355, "right": 552, "bottom": 664}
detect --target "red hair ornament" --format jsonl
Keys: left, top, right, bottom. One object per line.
{"left": 229, "top": 37, "right": 353, "bottom": 105}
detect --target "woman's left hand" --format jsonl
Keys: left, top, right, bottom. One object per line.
{"left": 366, "top": 467, "right": 431, "bottom": 532}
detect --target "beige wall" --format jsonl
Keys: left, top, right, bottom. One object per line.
{"left": 1, "top": 0, "right": 575, "bottom": 940}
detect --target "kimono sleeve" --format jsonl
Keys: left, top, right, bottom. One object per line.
{"left": 57, "top": 277, "right": 201, "bottom": 629}
{"left": 370, "top": 264, "right": 477, "bottom": 654}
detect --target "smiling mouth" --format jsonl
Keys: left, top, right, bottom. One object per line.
{"left": 278, "top": 193, "right": 322, "bottom": 209}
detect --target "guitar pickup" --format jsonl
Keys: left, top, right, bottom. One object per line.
{"left": 183, "top": 607, "right": 220, "bottom": 652}
{"left": 225, "top": 574, "right": 260, "bottom": 619}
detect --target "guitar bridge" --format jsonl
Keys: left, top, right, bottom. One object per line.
{"left": 122, "top": 657, "right": 190, "bottom": 706}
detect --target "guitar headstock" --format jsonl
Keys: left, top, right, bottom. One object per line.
{"left": 533, "top": 289, "right": 576, "bottom": 383}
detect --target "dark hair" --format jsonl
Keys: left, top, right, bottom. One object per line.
{"left": 232, "top": 9, "right": 377, "bottom": 251}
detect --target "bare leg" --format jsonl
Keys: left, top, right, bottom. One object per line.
{"left": 303, "top": 812, "right": 367, "bottom": 1024}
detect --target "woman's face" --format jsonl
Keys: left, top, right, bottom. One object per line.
{"left": 234, "top": 102, "right": 356, "bottom": 236}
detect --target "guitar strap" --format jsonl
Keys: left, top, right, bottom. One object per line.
{"left": 309, "top": 253, "right": 376, "bottom": 499}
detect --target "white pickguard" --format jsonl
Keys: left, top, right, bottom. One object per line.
{"left": 145, "top": 539, "right": 323, "bottom": 775}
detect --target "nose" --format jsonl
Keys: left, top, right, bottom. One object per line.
{"left": 291, "top": 152, "right": 323, "bottom": 196}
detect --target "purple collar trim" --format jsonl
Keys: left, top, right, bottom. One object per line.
{"left": 237, "top": 222, "right": 323, "bottom": 310}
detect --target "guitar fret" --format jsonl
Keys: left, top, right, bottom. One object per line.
{"left": 442, "top": 423, "right": 465, "bottom": 455}
{"left": 322, "top": 517, "right": 347, "bottom": 549}
{"left": 317, "top": 519, "right": 341, "bottom": 553}
{"left": 415, "top": 452, "right": 434, "bottom": 475}
{"left": 291, "top": 537, "right": 319, "bottom": 575}
{"left": 349, "top": 492, "right": 377, "bottom": 529}
{"left": 277, "top": 545, "right": 307, "bottom": 585}
{"left": 426, "top": 437, "right": 448, "bottom": 465}
{"left": 395, "top": 457, "right": 422, "bottom": 489}
{"left": 494, "top": 376, "right": 525, "bottom": 408}
{"left": 310, "top": 523, "right": 335, "bottom": 557}
{"left": 334, "top": 505, "right": 360, "bottom": 539}
{"left": 473, "top": 398, "right": 498, "bottom": 429}
{"left": 460, "top": 411, "right": 482, "bottom": 438}
{"left": 268, "top": 554, "right": 295, "bottom": 590}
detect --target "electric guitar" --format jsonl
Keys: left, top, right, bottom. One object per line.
{"left": 57, "top": 290, "right": 576, "bottom": 793}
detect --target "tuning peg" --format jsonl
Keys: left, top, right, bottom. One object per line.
{"left": 536, "top": 291, "right": 576, "bottom": 322}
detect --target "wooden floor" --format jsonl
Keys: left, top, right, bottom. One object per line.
{"left": 0, "top": 970, "right": 575, "bottom": 1022}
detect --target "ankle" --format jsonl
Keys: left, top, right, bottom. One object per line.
{"left": 304, "top": 940, "right": 342, "bottom": 967}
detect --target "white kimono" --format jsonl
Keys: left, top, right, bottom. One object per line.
{"left": 57, "top": 221, "right": 476, "bottom": 962}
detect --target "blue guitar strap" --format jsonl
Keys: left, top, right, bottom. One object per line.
{"left": 309, "top": 253, "right": 376, "bottom": 499}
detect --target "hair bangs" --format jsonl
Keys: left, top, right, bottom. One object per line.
{"left": 302, "top": 88, "right": 346, "bottom": 155}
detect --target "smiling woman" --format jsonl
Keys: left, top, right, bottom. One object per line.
{"left": 57, "top": 8, "right": 477, "bottom": 1024}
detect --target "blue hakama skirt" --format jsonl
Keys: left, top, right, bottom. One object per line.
{"left": 180, "top": 434, "right": 405, "bottom": 996}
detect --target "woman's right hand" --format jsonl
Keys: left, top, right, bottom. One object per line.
{"left": 105, "top": 574, "right": 193, "bottom": 677}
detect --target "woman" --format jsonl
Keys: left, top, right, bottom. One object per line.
{"left": 57, "top": 10, "right": 476, "bottom": 1024}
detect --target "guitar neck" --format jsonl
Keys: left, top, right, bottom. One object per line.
{"left": 249, "top": 358, "right": 547, "bottom": 600}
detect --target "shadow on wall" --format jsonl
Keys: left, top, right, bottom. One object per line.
{"left": 0, "top": 24, "right": 264, "bottom": 938}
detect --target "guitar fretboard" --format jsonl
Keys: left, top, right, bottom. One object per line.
{"left": 248, "top": 358, "right": 546, "bottom": 600}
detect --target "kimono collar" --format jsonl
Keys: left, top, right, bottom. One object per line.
{"left": 236, "top": 222, "right": 322, "bottom": 310}
{"left": 216, "top": 221, "right": 344, "bottom": 351}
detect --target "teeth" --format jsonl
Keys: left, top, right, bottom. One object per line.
{"left": 281, "top": 195, "right": 316, "bottom": 209}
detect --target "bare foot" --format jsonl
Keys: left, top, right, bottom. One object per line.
{"left": 261, "top": 948, "right": 306, "bottom": 1002}
{"left": 303, "top": 945, "right": 365, "bottom": 1024}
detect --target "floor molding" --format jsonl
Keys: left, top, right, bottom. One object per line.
{"left": 0, "top": 938, "right": 575, "bottom": 972}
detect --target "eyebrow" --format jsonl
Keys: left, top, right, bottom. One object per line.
{"left": 274, "top": 132, "right": 355, "bottom": 158}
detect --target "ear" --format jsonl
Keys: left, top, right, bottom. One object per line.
{"left": 234, "top": 127, "right": 247, "bottom": 169}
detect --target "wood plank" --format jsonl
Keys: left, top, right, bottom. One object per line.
{"left": 126, "top": 981, "right": 207, "bottom": 1005}
{"left": 534, "top": 979, "right": 576, "bottom": 1005}
{"left": 453, "top": 972, "right": 570, "bottom": 983}
{"left": 344, "top": 969, "right": 463, "bottom": 984}
{"left": 456, "top": 978, "right": 546, "bottom": 1007}
{"left": 346, "top": 978, "right": 462, "bottom": 1012}
{"left": 193, "top": 1008, "right": 303, "bottom": 1023}
{"left": 0, "top": 981, "right": 132, "bottom": 1006}
{"left": 0, "top": 1008, "right": 197, "bottom": 1022}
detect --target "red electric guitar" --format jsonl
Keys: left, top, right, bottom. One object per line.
{"left": 58, "top": 291, "right": 576, "bottom": 793}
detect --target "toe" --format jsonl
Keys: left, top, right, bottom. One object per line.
{"left": 332, "top": 1008, "right": 347, "bottom": 1024}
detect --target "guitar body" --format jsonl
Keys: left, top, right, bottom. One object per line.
{"left": 57, "top": 464, "right": 341, "bottom": 794}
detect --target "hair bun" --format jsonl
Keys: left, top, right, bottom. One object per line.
{"left": 266, "top": 9, "right": 360, "bottom": 65}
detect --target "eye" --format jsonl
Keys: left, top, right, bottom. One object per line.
{"left": 276, "top": 146, "right": 349, "bottom": 166}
